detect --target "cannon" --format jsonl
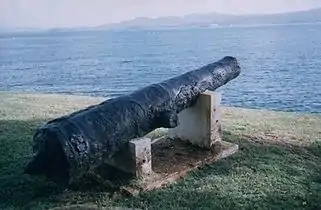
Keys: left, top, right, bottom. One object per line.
{"left": 25, "top": 56, "right": 241, "bottom": 185}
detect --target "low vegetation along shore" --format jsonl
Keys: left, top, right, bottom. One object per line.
{"left": 0, "top": 91, "right": 320, "bottom": 210}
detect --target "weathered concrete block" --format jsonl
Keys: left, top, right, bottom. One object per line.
{"left": 168, "top": 91, "right": 222, "bottom": 148}
{"left": 105, "top": 137, "right": 152, "bottom": 179}
{"left": 129, "top": 137, "right": 152, "bottom": 179}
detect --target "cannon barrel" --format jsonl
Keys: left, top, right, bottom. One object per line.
{"left": 25, "top": 56, "right": 241, "bottom": 185}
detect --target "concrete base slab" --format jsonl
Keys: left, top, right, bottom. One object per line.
{"left": 92, "top": 138, "right": 238, "bottom": 196}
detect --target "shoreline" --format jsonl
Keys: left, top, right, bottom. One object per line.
{"left": 1, "top": 90, "right": 320, "bottom": 116}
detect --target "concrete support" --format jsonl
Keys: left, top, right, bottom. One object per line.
{"left": 105, "top": 137, "right": 152, "bottom": 179}
{"left": 168, "top": 91, "right": 222, "bottom": 148}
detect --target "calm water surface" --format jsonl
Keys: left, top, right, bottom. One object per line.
{"left": 1, "top": 24, "right": 321, "bottom": 113}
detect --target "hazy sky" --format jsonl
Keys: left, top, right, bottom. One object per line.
{"left": 1, "top": 0, "right": 321, "bottom": 28}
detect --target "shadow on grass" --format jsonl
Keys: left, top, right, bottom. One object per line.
{"left": 0, "top": 119, "right": 321, "bottom": 210}
{"left": 0, "top": 119, "right": 116, "bottom": 210}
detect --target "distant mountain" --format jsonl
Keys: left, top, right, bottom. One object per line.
{"left": 3, "top": 7, "right": 321, "bottom": 34}
{"left": 99, "top": 8, "right": 321, "bottom": 30}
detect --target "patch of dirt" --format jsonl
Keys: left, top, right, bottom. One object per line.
{"left": 151, "top": 138, "right": 223, "bottom": 174}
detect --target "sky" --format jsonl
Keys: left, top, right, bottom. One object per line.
{"left": 1, "top": 0, "right": 321, "bottom": 29}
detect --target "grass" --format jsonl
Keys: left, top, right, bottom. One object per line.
{"left": 0, "top": 91, "right": 321, "bottom": 210}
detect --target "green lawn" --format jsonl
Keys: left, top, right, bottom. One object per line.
{"left": 0, "top": 91, "right": 320, "bottom": 210}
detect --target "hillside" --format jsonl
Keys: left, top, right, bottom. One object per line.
{"left": 3, "top": 8, "right": 321, "bottom": 34}
{"left": 101, "top": 8, "right": 321, "bottom": 30}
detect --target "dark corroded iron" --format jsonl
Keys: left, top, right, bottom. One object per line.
{"left": 24, "top": 56, "right": 241, "bottom": 185}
